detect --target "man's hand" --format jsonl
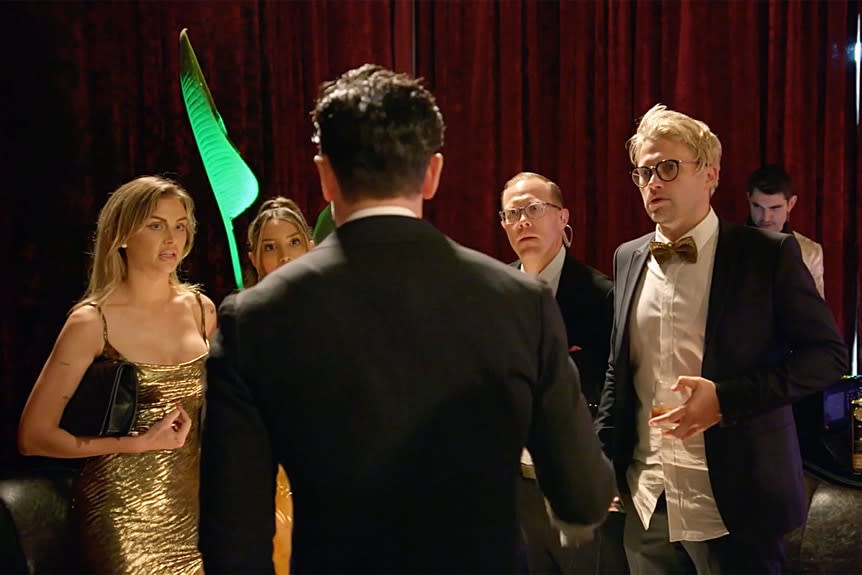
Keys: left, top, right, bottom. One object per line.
{"left": 544, "top": 498, "right": 601, "bottom": 548}
{"left": 648, "top": 376, "right": 721, "bottom": 440}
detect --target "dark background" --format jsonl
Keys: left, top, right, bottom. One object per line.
{"left": 1, "top": 0, "right": 860, "bottom": 469}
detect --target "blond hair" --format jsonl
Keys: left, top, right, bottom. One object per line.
{"left": 74, "top": 176, "right": 197, "bottom": 309}
{"left": 627, "top": 104, "right": 722, "bottom": 174}
{"left": 502, "top": 172, "right": 564, "bottom": 207}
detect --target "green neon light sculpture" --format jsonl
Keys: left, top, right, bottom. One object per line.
{"left": 179, "top": 28, "right": 258, "bottom": 288}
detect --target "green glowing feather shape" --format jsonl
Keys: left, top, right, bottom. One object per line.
{"left": 179, "top": 28, "right": 258, "bottom": 289}
{"left": 312, "top": 203, "right": 336, "bottom": 244}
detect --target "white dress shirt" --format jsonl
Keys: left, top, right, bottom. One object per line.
{"left": 521, "top": 244, "right": 567, "bottom": 296}
{"left": 626, "top": 208, "right": 729, "bottom": 542}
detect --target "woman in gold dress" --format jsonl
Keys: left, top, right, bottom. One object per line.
{"left": 246, "top": 196, "right": 315, "bottom": 575}
{"left": 18, "top": 176, "right": 217, "bottom": 575}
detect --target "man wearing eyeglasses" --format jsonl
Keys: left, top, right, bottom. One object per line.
{"left": 500, "top": 172, "right": 614, "bottom": 412}
{"left": 594, "top": 104, "right": 847, "bottom": 574}
{"left": 500, "top": 172, "right": 615, "bottom": 575}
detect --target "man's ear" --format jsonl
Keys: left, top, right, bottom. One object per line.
{"left": 421, "top": 153, "right": 444, "bottom": 200}
{"left": 787, "top": 194, "right": 798, "bottom": 214}
{"left": 706, "top": 165, "right": 720, "bottom": 196}
{"left": 560, "top": 207, "right": 570, "bottom": 227}
{"left": 314, "top": 155, "right": 340, "bottom": 203}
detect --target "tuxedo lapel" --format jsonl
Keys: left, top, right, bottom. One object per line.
{"left": 607, "top": 237, "right": 651, "bottom": 407}
{"left": 703, "top": 221, "right": 734, "bottom": 362}
{"left": 619, "top": 238, "right": 652, "bottom": 334}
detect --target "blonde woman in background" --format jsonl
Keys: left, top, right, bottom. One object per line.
{"left": 246, "top": 196, "right": 315, "bottom": 574}
{"left": 18, "top": 175, "right": 217, "bottom": 574}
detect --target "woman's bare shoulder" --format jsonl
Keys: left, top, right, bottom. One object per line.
{"left": 56, "top": 304, "right": 104, "bottom": 355}
{"left": 199, "top": 293, "right": 217, "bottom": 336}
{"left": 178, "top": 288, "right": 218, "bottom": 335}
{"left": 65, "top": 304, "right": 103, "bottom": 332}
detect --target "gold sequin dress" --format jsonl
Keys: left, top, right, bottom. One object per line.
{"left": 72, "top": 304, "right": 206, "bottom": 575}
{"left": 274, "top": 465, "right": 293, "bottom": 575}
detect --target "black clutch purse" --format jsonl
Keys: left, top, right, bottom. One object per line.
{"left": 59, "top": 359, "right": 138, "bottom": 437}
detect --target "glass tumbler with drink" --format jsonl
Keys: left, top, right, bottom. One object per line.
{"left": 650, "top": 378, "right": 691, "bottom": 430}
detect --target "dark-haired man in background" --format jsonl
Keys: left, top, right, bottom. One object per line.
{"left": 747, "top": 164, "right": 824, "bottom": 298}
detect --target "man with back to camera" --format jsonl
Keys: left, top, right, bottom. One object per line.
{"left": 747, "top": 164, "right": 825, "bottom": 298}
{"left": 499, "top": 171, "right": 615, "bottom": 574}
{"left": 595, "top": 104, "right": 847, "bottom": 574}
{"left": 198, "top": 64, "right": 616, "bottom": 574}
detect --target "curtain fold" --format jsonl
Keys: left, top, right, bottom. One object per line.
{"left": 416, "top": 0, "right": 857, "bottom": 339}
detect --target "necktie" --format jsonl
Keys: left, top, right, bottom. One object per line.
{"left": 649, "top": 236, "right": 698, "bottom": 264}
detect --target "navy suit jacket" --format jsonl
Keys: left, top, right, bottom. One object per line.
{"left": 595, "top": 219, "right": 847, "bottom": 539}
{"left": 555, "top": 255, "right": 613, "bottom": 409}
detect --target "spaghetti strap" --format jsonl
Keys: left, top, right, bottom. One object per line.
{"left": 193, "top": 290, "right": 208, "bottom": 345}
{"left": 87, "top": 302, "right": 120, "bottom": 358}
{"left": 87, "top": 302, "right": 109, "bottom": 345}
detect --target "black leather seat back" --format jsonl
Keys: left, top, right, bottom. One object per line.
{"left": 0, "top": 467, "right": 83, "bottom": 574}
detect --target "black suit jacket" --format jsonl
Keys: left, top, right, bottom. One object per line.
{"left": 556, "top": 256, "right": 613, "bottom": 409}
{"left": 200, "top": 216, "right": 615, "bottom": 574}
{"left": 511, "top": 255, "right": 613, "bottom": 410}
{"left": 595, "top": 220, "right": 847, "bottom": 539}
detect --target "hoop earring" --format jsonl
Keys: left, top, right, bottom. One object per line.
{"left": 563, "top": 224, "right": 573, "bottom": 248}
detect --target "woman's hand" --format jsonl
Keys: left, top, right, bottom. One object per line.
{"left": 137, "top": 405, "right": 192, "bottom": 452}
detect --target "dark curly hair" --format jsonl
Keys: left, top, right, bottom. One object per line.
{"left": 311, "top": 64, "right": 445, "bottom": 201}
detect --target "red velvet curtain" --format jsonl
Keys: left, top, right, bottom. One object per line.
{"left": 0, "top": 1, "right": 858, "bottom": 468}
{"left": 417, "top": 0, "right": 857, "bottom": 337}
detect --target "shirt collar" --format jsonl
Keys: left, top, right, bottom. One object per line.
{"left": 344, "top": 205, "right": 418, "bottom": 223}
{"left": 520, "top": 245, "right": 566, "bottom": 295}
{"left": 655, "top": 207, "right": 718, "bottom": 253}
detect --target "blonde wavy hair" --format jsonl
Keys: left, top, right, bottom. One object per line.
{"left": 627, "top": 104, "right": 722, "bottom": 192}
{"left": 74, "top": 176, "right": 197, "bottom": 309}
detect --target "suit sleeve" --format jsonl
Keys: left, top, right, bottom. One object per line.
{"left": 716, "top": 235, "right": 848, "bottom": 421}
{"left": 591, "top": 283, "right": 614, "bottom": 405}
{"left": 594, "top": 247, "right": 622, "bottom": 458}
{"left": 527, "top": 287, "right": 616, "bottom": 526}
{"left": 199, "top": 295, "right": 277, "bottom": 574}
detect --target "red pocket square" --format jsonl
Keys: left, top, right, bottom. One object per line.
{"left": 569, "top": 344, "right": 582, "bottom": 352}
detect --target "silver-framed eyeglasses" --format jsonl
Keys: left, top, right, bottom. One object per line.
{"left": 499, "top": 201, "right": 562, "bottom": 225}
{"left": 630, "top": 159, "right": 699, "bottom": 188}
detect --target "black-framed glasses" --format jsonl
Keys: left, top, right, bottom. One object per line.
{"left": 499, "top": 201, "right": 562, "bottom": 225}
{"left": 630, "top": 159, "right": 699, "bottom": 188}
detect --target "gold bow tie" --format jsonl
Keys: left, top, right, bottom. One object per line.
{"left": 649, "top": 236, "right": 698, "bottom": 264}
